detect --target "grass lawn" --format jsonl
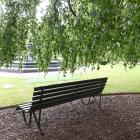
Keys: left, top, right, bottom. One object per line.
{"left": 0, "top": 63, "right": 140, "bottom": 107}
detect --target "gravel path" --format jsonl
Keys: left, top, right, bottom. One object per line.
{"left": 0, "top": 94, "right": 140, "bottom": 140}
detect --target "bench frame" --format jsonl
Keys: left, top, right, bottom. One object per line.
{"left": 17, "top": 77, "right": 107, "bottom": 135}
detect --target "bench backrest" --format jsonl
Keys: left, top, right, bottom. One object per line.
{"left": 31, "top": 77, "right": 108, "bottom": 110}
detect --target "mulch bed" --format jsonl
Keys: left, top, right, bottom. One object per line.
{"left": 0, "top": 94, "right": 140, "bottom": 140}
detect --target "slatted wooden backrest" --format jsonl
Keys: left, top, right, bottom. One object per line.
{"left": 31, "top": 77, "right": 107, "bottom": 110}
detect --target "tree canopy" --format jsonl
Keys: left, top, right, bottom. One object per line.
{"left": 0, "top": 0, "right": 140, "bottom": 72}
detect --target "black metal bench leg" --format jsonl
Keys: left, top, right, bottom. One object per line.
{"left": 29, "top": 112, "right": 32, "bottom": 125}
{"left": 22, "top": 111, "right": 32, "bottom": 126}
{"left": 93, "top": 95, "right": 102, "bottom": 112}
{"left": 81, "top": 97, "right": 91, "bottom": 106}
{"left": 32, "top": 109, "right": 44, "bottom": 135}
{"left": 22, "top": 111, "right": 27, "bottom": 123}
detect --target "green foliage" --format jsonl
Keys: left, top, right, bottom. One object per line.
{"left": 0, "top": 0, "right": 140, "bottom": 71}
{"left": 0, "top": 0, "right": 38, "bottom": 66}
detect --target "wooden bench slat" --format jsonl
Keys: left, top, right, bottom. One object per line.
{"left": 32, "top": 87, "right": 103, "bottom": 106}
{"left": 34, "top": 77, "right": 107, "bottom": 91}
{"left": 19, "top": 103, "right": 32, "bottom": 107}
{"left": 31, "top": 89, "right": 102, "bottom": 110}
{"left": 33, "top": 82, "right": 105, "bottom": 99}
{"left": 32, "top": 83, "right": 105, "bottom": 100}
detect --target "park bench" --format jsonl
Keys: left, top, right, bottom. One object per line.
{"left": 16, "top": 77, "right": 108, "bottom": 135}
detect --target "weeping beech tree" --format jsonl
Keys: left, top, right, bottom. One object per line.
{"left": 0, "top": 0, "right": 140, "bottom": 72}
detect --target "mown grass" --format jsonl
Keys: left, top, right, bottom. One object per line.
{"left": 0, "top": 63, "right": 140, "bottom": 107}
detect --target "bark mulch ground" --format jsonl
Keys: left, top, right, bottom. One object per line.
{"left": 0, "top": 94, "right": 140, "bottom": 140}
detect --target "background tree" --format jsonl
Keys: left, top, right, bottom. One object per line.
{"left": 0, "top": 0, "right": 140, "bottom": 72}
{"left": 0, "top": 0, "right": 38, "bottom": 66}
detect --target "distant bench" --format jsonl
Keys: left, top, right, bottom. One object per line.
{"left": 16, "top": 77, "right": 108, "bottom": 135}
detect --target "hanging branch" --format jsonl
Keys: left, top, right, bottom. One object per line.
{"left": 52, "top": 0, "right": 63, "bottom": 30}
{"left": 68, "top": 0, "right": 76, "bottom": 16}
{"left": 53, "top": 0, "right": 59, "bottom": 22}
